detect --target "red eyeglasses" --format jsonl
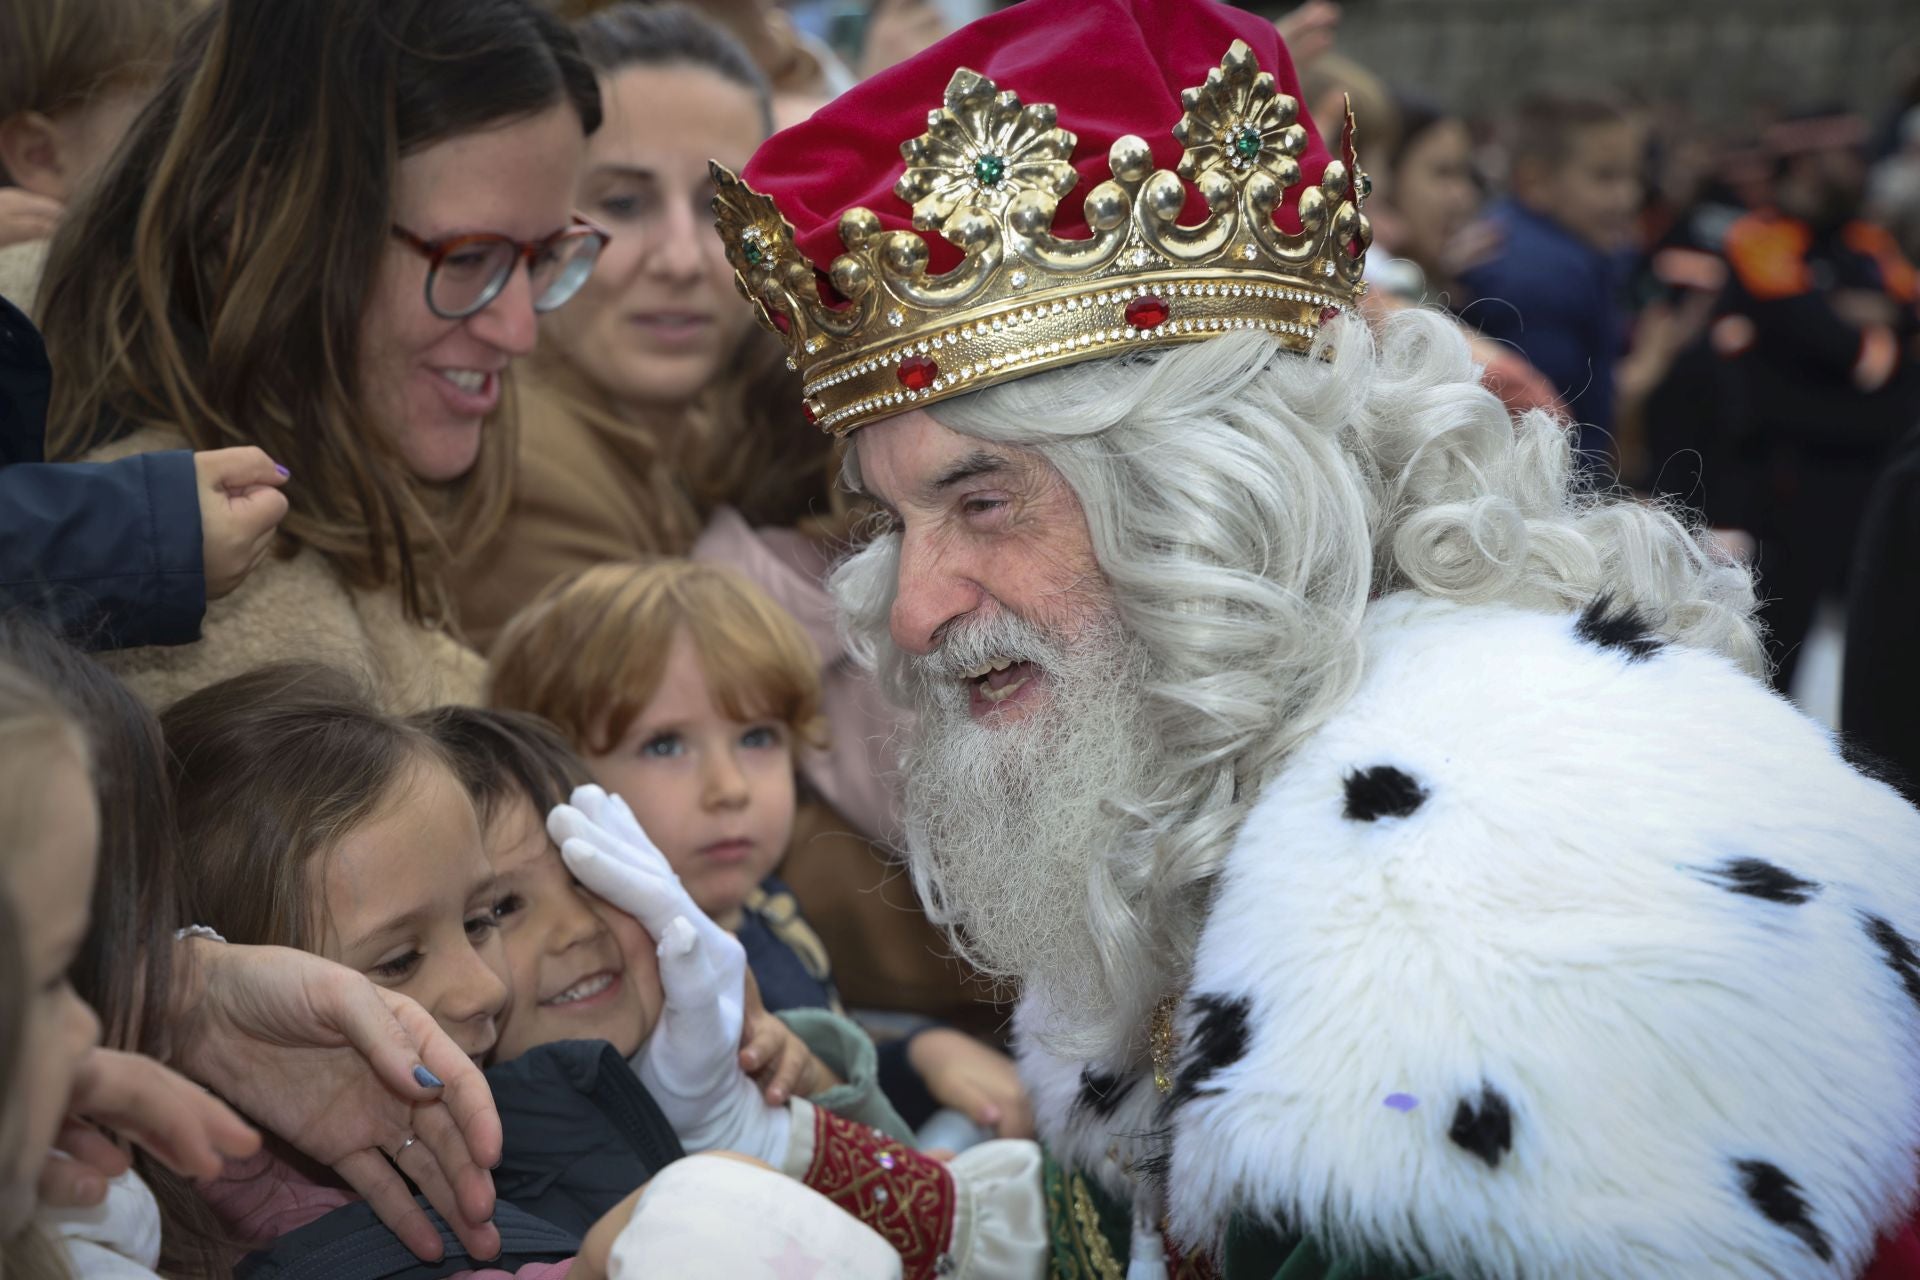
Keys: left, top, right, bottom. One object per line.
{"left": 389, "top": 216, "right": 610, "bottom": 320}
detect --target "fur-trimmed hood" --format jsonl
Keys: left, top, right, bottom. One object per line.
{"left": 1160, "top": 592, "right": 1920, "bottom": 1279}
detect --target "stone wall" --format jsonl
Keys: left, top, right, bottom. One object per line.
{"left": 1326, "top": 0, "right": 1918, "bottom": 126}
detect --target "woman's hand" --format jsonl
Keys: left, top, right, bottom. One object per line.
{"left": 38, "top": 1049, "right": 260, "bottom": 1206}
{"left": 1272, "top": 0, "right": 1340, "bottom": 67}
{"left": 907, "top": 1029, "right": 1034, "bottom": 1139}
{"left": 169, "top": 939, "right": 504, "bottom": 1263}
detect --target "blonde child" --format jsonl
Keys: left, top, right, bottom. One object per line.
{"left": 488, "top": 560, "right": 1032, "bottom": 1139}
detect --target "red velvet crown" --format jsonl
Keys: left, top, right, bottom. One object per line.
{"left": 745, "top": 0, "right": 1333, "bottom": 275}
{"left": 718, "top": 0, "right": 1371, "bottom": 434}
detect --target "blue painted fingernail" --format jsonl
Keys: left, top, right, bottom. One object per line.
{"left": 1384, "top": 1092, "right": 1419, "bottom": 1112}
{"left": 413, "top": 1064, "right": 444, "bottom": 1089}
{"left": 273, "top": 464, "right": 290, "bottom": 478}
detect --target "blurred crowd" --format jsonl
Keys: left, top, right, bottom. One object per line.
{"left": 0, "top": 0, "right": 1917, "bottom": 1276}
{"left": 1279, "top": 2, "right": 1920, "bottom": 760}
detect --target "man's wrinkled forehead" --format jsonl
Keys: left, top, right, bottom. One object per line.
{"left": 849, "top": 408, "right": 1046, "bottom": 517}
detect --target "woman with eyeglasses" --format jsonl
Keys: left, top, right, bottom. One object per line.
{"left": 35, "top": 0, "right": 606, "bottom": 713}
{"left": 452, "top": 2, "right": 1006, "bottom": 1073}
{"left": 452, "top": 2, "right": 816, "bottom": 655}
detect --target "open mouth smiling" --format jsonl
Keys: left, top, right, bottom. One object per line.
{"left": 964, "top": 657, "right": 1038, "bottom": 706}
{"left": 541, "top": 970, "right": 619, "bottom": 1008}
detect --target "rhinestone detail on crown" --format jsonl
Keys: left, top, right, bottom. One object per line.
{"left": 712, "top": 38, "right": 1371, "bottom": 436}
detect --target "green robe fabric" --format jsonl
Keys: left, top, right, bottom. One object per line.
{"left": 1042, "top": 1152, "right": 1448, "bottom": 1280}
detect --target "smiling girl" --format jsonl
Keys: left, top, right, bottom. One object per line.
{"left": 160, "top": 663, "right": 593, "bottom": 1274}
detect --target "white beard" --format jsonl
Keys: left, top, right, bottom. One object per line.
{"left": 897, "top": 609, "right": 1158, "bottom": 1027}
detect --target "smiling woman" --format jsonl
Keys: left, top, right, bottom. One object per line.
{"left": 453, "top": 2, "right": 841, "bottom": 651}
{"left": 35, "top": 0, "right": 603, "bottom": 713}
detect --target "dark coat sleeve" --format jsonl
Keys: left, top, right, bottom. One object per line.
{"left": 0, "top": 454, "right": 207, "bottom": 650}
{"left": 0, "top": 294, "right": 206, "bottom": 650}
{"left": 1842, "top": 424, "right": 1920, "bottom": 801}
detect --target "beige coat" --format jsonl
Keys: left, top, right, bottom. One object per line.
{"left": 454, "top": 354, "right": 702, "bottom": 652}
{"left": 0, "top": 238, "right": 48, "bottom": 317}
{"left": 82, "top": 427, "right": 485, "bottom": 712}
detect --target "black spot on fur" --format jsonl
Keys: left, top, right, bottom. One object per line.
{"left": 1575, "top": 592, "right": 1664, "bottom": 661}
{"left": 1342, "top": 765, "right": 1428, "bottom": 822}
{"left": 1076, "top": 1068, "right": 1132, "bottom": 1119}
{"left": 1736, "top": 1159, "right": 1833, "bottom": 1261}
{"left": 1702, "top": 858, "right": 1821, "bottom": 905}
{"left": 1864, "top": 914, "right": 1920, "bottom": 1012}
{"left": 1168, "top": 994, "right": 1251, "bottom": 1107}
{"left": 1447, "top": 1085, "right": 1514, "bottom": 1170}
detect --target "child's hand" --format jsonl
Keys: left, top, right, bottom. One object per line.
{"left": 0, "top": 186, "right": 62, "bottom": 248}
{"left": 195, "top": 447, "right": 290, "bottom": 600}
{"left": 907, "top": 1028, "right": 1034, "bottom": 1138}
{"left": 738, "top": 979, "right": 840, "bottom": 1105}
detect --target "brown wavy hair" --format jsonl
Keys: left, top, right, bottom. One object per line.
{"left": 162, "top": 662, "right": 452, "bottom": 953}
{"left": 38, "top": 0, "right": 602, "bottom": 624}
{"left": 0, "top": 0, "right": 197, "bottom": 125}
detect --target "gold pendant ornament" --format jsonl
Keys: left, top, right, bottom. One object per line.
{"left": 711, "top": 38, "right": 1370, "bottom": 438}
{"left": 1150, "top": 994, "right": 1180, "bottom": 1096}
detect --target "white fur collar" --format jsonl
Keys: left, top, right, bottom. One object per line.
{"left": 1016, "top": 996, "right": 1167, "bottom": 1203}
{"left": 1162, "top": 593, "right": 1920, "bottom": 1279}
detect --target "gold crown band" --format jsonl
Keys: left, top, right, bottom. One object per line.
{"left": 713, "top": 38, "right": 1372, "bottom": 436}
{"left": 804, "top": 275, "right": 1349, "bottom": 433}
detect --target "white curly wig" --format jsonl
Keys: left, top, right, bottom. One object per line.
{"left": 830, "top": 307, "right": 1763, "bottom": 1060}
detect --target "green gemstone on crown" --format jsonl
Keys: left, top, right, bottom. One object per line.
{"left": 973, "top": 153, "right": 1007, "bottom": 186}
{"left": 1232, "top": 127, "right": 1262, "bottom": 159}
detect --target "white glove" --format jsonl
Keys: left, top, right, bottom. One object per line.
{"left": 548, "top": 785, "right": 789, "bottom": 1166}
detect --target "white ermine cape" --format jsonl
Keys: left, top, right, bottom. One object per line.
{"left": 1156, "top": 592, "right": 1920, "bottom": 1279}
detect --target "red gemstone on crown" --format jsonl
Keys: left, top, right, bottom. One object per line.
{"left": 1125, "top": 294, "right": 1170, "bottom": 330}
{"left": 897, "top": 355, "right": 939, "bottom": 391}
{"left": 801, "top": 400, "right": 817, "bottom": 425}
{"left": 768, "top": 307, "right": 792, "bottom": 335}
{"left": 1319, "top": 305, "right": 1340, "bottom": 323}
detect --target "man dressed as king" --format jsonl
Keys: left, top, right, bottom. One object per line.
{"left": 644, "top": 0, "right": 1920, "bottom": 1275}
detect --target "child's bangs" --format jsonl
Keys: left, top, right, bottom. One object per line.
{"left": 675, "top": 573, "right": 826, "bottom": 747}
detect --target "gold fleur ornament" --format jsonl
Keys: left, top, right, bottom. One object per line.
{"left": 895, "top": 69, "right": 1079, "bottom": 236}
{"left": 1173, "top": 39, "right": 1308, "bottom": 188}
{"left": 711, "top": 40, "right": 1371, "bottom": 437}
